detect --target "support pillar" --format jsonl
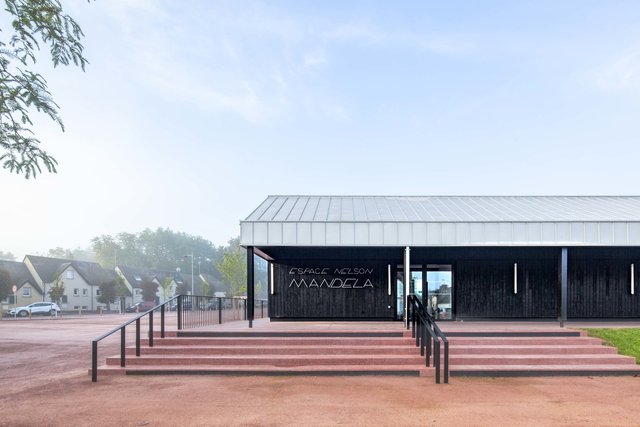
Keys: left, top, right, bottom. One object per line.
{"left": 404, "top": 246, "right": 411, "bottom": 328}
{"left": 247, "top": 246, "right": 254, "bottom": 328}
{"left": 559, "top": 247, "right": 568, "bottom": 324}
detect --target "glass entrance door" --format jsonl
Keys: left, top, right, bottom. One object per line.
{"left": 426, "top": 265, "right": 453, "bottom": 320}
{"left": 396, "top": 267, "right": 424, "bottom": 320}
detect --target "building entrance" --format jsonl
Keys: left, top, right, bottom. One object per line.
{"left": 397, "top": 264, "right": 453, "bottom": 320}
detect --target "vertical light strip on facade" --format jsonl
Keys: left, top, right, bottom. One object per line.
{"left": 514, "top": 263, "right": 518, "bottom": 294}
{"left": 387, "top": 264, "right": 391, "bottom": 296}
{"left": 270, "top": 263, "right": 274, "bottom": 295}
{"left": 632, "top": 263, "right": 635, "bottom": 295}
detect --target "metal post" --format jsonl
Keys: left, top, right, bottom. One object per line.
{"left": 247, "top": 246, "right": 255, "bottom": 328}
{"left": 160, "top": 304, "right": 165, "bottom": 338}
{"left": 404, "top": 246, "right": 410, "bottom": 329}
{"left": 444, "top": 341, "right": 449, "bottom": 384}
{"left": 120, "top": 326, "right": 126, "bottom": 367}
{"left": 135, "top": 318, "right": 141, "bottom": 356}
{"left": 177, "top": 295, "right": 183, "bottom": 330}
{"left": 91, "top": 340, "right": 98, "bottom": 382}
{"left": 434, "top": 338, "right": 441, "bottom": 384}
{"left": 149, "top": 311, "right": 154, "bottom": 347}
{"left": 218, "top": 297, "right": 222, "bottom": 324}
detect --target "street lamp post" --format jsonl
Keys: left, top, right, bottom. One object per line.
{"left": 184, "top": 253, "right": 194, "bottom": 296}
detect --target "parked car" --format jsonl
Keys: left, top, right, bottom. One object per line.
{"left": 169, "top": 300, "right": 199, "bottom": 311}
{"left": 9, "top": 302, "right": 60, "bottom": 317}
{"left": 204, "top": 299, "right": 234, "bottom": 310}
{"left": 125, "top": 301, "right": 156, "bottom": 313}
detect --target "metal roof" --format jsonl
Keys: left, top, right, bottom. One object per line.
{"left": 241, "top": 196, "right": 640, "bottom": 247}
{"left": 245, "top": 196, "right": 640, "bottom": 223}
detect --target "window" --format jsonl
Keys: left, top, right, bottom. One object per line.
{"left": 96, "top": 289, "right": 101, "bottom": 296}
{"left": 135, "top": 289, "right": 141, "bottom": 295}
{"left": 82, "top": 289, "right": 88, "bottom": 296}
{"left": 66, "top": 270, "right": 75, "bottom": 280}
{"left": 73, "top": 288, "right": 79, "bottom": 296}
{"left": 62, "top": 295, "right": 68, "bottom": 303}
{"left": 22, "top": 287, "right": 31, "bottom": 297}
{"left": 74, "top": 305, "right": 79, "bottom": 309}
{"left": 82, "top": 306, "right": 88, "bottom": 310}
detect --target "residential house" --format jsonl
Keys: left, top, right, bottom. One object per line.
{"left": 0, "top": 260, "right": 43, "bottom": 311}
{"left": 116, "top": 265, "right": 183, "bottom": 306}
{"left": 24, "top": 255, "right": 117, "bottom": 311}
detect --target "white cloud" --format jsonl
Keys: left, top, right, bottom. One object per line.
{"left": 303, "top": 50, "right": 327, "bottom": 68}
{"left": 322, "top": 23, "right": 475, "bottom": 55}
{"left": 593, "top": 49, "right": 640, "bottom": 93}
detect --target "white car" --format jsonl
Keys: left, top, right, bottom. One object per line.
{"left": 9, "top": 302, "right": 60, "bottom": 317}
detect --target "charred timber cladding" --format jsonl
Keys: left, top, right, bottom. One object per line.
{"left": 288, "top": 267, "right": 374, "bottom": 275}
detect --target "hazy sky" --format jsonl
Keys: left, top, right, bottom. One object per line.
{"left": 2, "top": 0, "right": 640, "bottom": 258}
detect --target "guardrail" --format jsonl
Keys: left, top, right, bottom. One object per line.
{"left": 91, "top": 294, "right": 269, "bottom": 382}
{"left": 407, "top": 294, "right": 449, "bottom": 384}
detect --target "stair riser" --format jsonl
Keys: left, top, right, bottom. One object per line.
{"left": 106, "top": 357, "right": 425, "bottom": 367}
{"left": 142, "top": 338, "right": 414, "bottom": 346}
{"left": 128, "top": 347, "right": 418, "bottom": 356}
{"left": 449, "top": 347, "right": 617, "bottom": 355}
{"left": 449, "top": 357, "right": 636, "bottom": 366}
{"left": 446, "top": 338, "right": 601, "bottom": 346}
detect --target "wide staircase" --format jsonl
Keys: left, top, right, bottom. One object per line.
{"left": 444, "top": 329, "right": 640, "bottom": 377}
{"left": 94, "top": 329, "right": 433, "bottom": 378}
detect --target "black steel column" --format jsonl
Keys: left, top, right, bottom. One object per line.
{"left": 559, "top": 247, "right": 568, "bottom": 323}
{"left": 247, "top": 246, "right": 254, "bottom": 328}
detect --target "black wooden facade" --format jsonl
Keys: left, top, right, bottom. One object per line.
{"left": 258, "top": 246, "right": 640, "bottom": 320}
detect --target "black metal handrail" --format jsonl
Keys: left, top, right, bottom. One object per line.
{"left": 91, "top": 294, "right": 270, "bottom": 382}
{"left": 407, "top": 294, "right": 449, "bottom": 384}
{"left": 91, "top": 295, "right": 179, "bottom": 382}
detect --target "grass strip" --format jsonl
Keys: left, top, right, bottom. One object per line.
{"left": 584, "top": 328, "right": 640, "bottom": 364}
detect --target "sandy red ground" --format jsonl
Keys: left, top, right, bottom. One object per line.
{"left": 1, "top": 315, "right": 639, "bottom": 426}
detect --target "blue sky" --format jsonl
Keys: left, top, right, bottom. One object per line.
{"left": 2, "top": 0, "right": 640, "bottom": 257}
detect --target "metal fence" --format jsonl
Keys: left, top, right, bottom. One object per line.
{"left": 176, "top": 295, "right": 268, "bottom": 330}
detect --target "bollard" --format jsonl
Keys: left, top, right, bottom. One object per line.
{"left": 99, "top": 306, "right": 103, "bottom": 315}
{"left": 78, "top": 307, "right": 82, "bottom": 317}
{"left": 28, "top": 309, "right": 32, "bottom": 319}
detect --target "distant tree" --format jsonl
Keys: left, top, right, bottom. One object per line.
{"left": 0, "top": 269, "right": 11, "bottom": 301}
{"left": 1, "top": 0, "right": 89, "bottom": 178}
{"left": 91, "top": 228, "right": 220, "bottom": 271}
{"left": 46, "top": 247, "right": 95, "bottom": 261}
{"left": 47, "top": 247, "right": 73, "bottom": 259}
{"left": 216, "top": 240, "right": 247, "bottom": 297}
{"left": 140, "top": 279, "right": 158, "bottom": 302}
{"left": 201, "top": 278, "right": 211, "bottom": 297}
{"left": 0, "top": 251, "right": 16, "bottom": 261}
{"left": 115, "top": 275, "right": 128, "bottom": 296}
{"left": 97, "top": 280, "right": 116, "bottom": 310}
{"left": 160, "top": 277, "right": 173, "bottom": 301}
{"left": 48, "top": 277, "right": 64, "bottom": 306}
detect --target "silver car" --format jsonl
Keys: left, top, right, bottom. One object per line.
{"left": 9, "top": 302, "right": 60, "bottom": 317}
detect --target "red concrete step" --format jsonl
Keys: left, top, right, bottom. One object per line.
{"left": 449, "top": 354, "right": 637, "bottom": 366}
{"left": 106, "top": 354, "right": 425, "bottom": 367}
{"left": 127, "top": 345, "right": 418, "bottom": 356}
{"left": 94, "top": 364, "right": 432, "bottom": 377}
{"left": 141, "top": 337, "right": 414, "bottom": 346}
{"left": 448, "top": 345, "right": 617, "bottom": 355}
{"left": 451, "top": 364, "right": 640, "bottom": 377}
{"left": 446, "top": 337, "right": 602, "bottom": 346}
{"left": 443, "top": 330, "right": 583, "bottom": 337}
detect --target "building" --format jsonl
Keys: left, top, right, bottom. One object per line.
{"left": 116, "top": 265, "right": 183, "bottom": 306}
{"left": 23, "top": 255, "right": 116, "bottom": 311}
{"left": 240, "top": 196, "right": 640, "bottom": 324}
{"left": 0, "top": 259, "right": 42, "bottom": 309}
